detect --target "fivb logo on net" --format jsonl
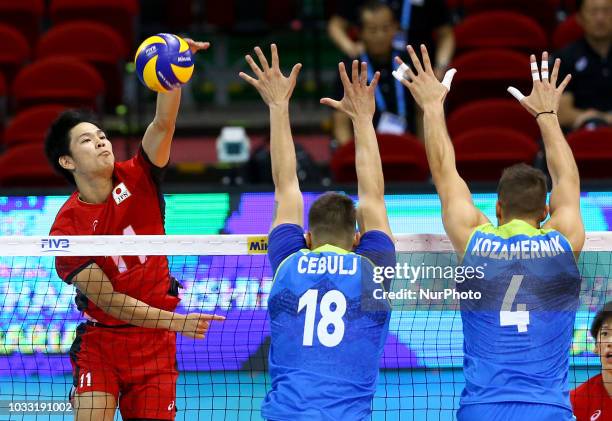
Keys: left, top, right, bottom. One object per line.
{"left": 40, "top": 238, "right": 70, "bottom": 252}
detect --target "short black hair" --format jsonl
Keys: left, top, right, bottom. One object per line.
{"left": 308, "top": 192, "right": 356, "bottom": 246}
{"left": 44, "top": 110, "right": 99, "bottom": 185}
{"left": 591, "top": 301, "right": 612, "bottom": 340}
{"left": 358, "top": 0, "right": 396, "bottom": 27}
{"left": 497, "top": 163, "right": 548, "bottom": 220}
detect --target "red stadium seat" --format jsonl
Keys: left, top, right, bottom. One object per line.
{"left": 447, "top": 99, "right": 540, "bottom": 141}
{"left": 454, "top": 11, "right": 547, "bottom": 54}
{"left": 204, "top": 1, "right": 236, "bottom": 29}
{"left": 49, "top": 0, "right": 139, "bottom": 52}
{"left": 567, "top": 128, "right": 612, "bottom": 180}
{"left": 0, "top": 0, "right": 44, "bottom": 50}
{"left": 266, "top": 0, "right": 298, "bottom": 27}
{"left": 36, "top": 21, "right": 127, "bottom": 107}
{"left": 3, "top": 105, "right": 67, "bottom": 148}
{"left": 330, "top": 133, "right": 429, "bottom": 183}
{"left": 454, "top": 128, "right": 539, "bottom": 181}
{"left": 0, "top": 25, "right": 31, "bottom": 86}
{"left": 553, "top": 14, "right": 584, "bottom": 50}
{"left": 461, "top": 0, "right": 559, "bottom": 33}
{"left": 12, "top": 57, "right": 104, "bottom": 111}
{"left": 0, "top": 73, "right": 6, "bottom": 143}
{"left": 0, "top": 143, "right": 68, "bottom": 187}
{"left": 447, "top": 49, "right": 531, "bottom": 113}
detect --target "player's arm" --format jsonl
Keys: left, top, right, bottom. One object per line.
{"left": 141, "top": 39, "right": 209, "bottom": 167}
{"left": 396, "top": 45, "right": 488, "bottom": 254}
{"left": 240, "top": 44, "right": 304, "bottom": 229}
{"left": 72, "top": 262, "right": 224, "bottom": 338}
{"left": 321, "top": 60, "right": 392, "bottom": 238}
{"left": 508, "top": 53, "right": 584, "bottom": 253}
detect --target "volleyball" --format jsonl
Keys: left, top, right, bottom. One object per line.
{"left": 134, "top": 33, "right": 194, "bottom": 92}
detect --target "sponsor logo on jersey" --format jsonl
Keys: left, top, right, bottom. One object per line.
{"left": 247, "top": 236, "right": 268, "bottom": 254}
{"left": 40, "top": 238, "right": 70, "bottom": 252}
{"left": 591, "top": 410, "right": 601, "bottom": 420}
{"left": 112, "top": 183, "right": 131, "bottom": 205}
{"left": 168, "top": 401, "right": 175, "bottom": 411}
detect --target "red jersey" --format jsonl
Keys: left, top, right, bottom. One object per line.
{"left": 50, "top": 147, "right": 180, "bottom": 326}
{"left": 571, "top": 374, "right": 612, "bottom": 421}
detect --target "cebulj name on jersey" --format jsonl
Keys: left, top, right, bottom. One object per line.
{"left": 296, "top": 255, "right": 358, "bottom": 275}
{"left": 470, "top": 235, "right": 566, "bottom": 260}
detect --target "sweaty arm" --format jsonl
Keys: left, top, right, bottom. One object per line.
{"left": 540, "top": 114, "right": 584, "bottom": 253}
{"left": 239, "top": 45, "right": 304, "bottom": 229}
{"left": 321, "top": 60, "right": 392, "bottom": 238}
{"left": 424, "top": 105, "right": 488, "bottom": 254}
{"left": 397, "top": 45, "right": 488, "bottom": 256}
{"left": 353, "top": 115, "right": 392, "bottom": 238}
{"left": 142, "top": 39, "right": 210, "bottom": 167}
{"left": 72, "top": 262, "right": 186, "bottom": 331}
{"left": 507, "top": 52, "right": 584, "bottom": 253}
{"left": 141, "top": 90, "right": 181, "bottom": 167}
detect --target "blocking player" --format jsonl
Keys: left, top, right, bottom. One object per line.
{"left": 239, "top": 44, "right": 396, "bottom": 419}
{"left": 571, "top": 302, "right": 612, "bottom": 420}
{"left": 396, "top": 45, "right": 584, "bottom": 420}
{"left": 45, "top": 39, "right": 224, "bottom": 421}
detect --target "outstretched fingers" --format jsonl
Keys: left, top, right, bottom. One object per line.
{"left": 238, "top": 71, "right": 258, "bottom": 87}
{"left": 320, "top": 97, "right": 342, "bottom": 110}
{"left": 369, "top": 71, "right": 380, "bottom": 90}
{"left": 338, "top": 62, "right": 352, "bottom": 90}
{"left": 420, "top": 44, "right": 434, "bottom": 74}
{"left": 406, "top": 45, "right": 424, "bottom": 74}
{"left": 550, "top": 57, "right": 561, "bottom": 87}
{"left": 245, "top": 54, "right": 263, "bottom": 77}
{"left": 254, "top": 46, "right": 270, "bottom": 71}
{"left": 351, "top": 59, "right": 360, "bottom": 85}
{"left": 270, "top": 43, "right": 279, "bottom": 69}
{"left": 360, "top": 62, "right": 368, "bottom": 87}
{"left": 530, "top": 54, "right": 541, "bottom": 82}
{"left": 289, "top": 62, "right": 302, "bottom": 83}
{"left": 541, "top": 51, "right": 549, "bottom": 82}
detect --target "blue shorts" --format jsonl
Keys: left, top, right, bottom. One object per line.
{"left": 457, "top": 402, "right": 575, "bottom": 421}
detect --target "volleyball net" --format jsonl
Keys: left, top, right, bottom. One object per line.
{"left": 0, "top": 233, "right": 610, "bottom": 420}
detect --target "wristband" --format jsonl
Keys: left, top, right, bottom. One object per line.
{"left": 535, "top": 111, "right": 556, "bottom": 119}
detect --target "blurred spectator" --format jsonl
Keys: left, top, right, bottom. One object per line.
{"left": 327, "top": 0, "right": 455, "bottom": 78}
{"left": 331, "top": 2, "right": 417, "bottom": 146}
{"left": 556, "top": 0, "right": 612, "bottom": 130}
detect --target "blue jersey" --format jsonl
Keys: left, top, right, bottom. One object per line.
{"left": 262, "top": 224, "right": 395, "bottom": 421}
{"left": 460, "top": 219, "right": 581, "bottom": 410}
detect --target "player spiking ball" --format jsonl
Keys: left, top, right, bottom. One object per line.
{"left": 240, "top": 44, "right": 396, "bottom": 420}
{"left": 395, "top": 44, "right": 583, "bottom": 420}
{"left": 45, "top": 39, "right": 224, "bottom": 421}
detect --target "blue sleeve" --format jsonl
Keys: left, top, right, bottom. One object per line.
{"left": 268, "top": 224, "right": 307, "bottom": 274}
{"left": 355, "top": 231, "right": 396, "bottom": 268}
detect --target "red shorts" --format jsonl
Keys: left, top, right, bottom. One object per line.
{"left": 69, "top": 322, "right": 178, "bottom": 420}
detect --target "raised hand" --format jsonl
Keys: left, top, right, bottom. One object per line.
{"left": 320, "top": 60, "right": 380, "bottom": 120}
{"left": 507, "top": 52, "right": 572, "bottom": 117}
{"left": 178, "top": 312, "right": 225, "bottom": 339}
{"left": 394, "top": 44, "right": 456, "bottom": 109}
{"left": 183, "top": 38, "right": 210, "bottom": 54}
{"left": 239, "top": 44, "right": 302, "bottom": 107}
